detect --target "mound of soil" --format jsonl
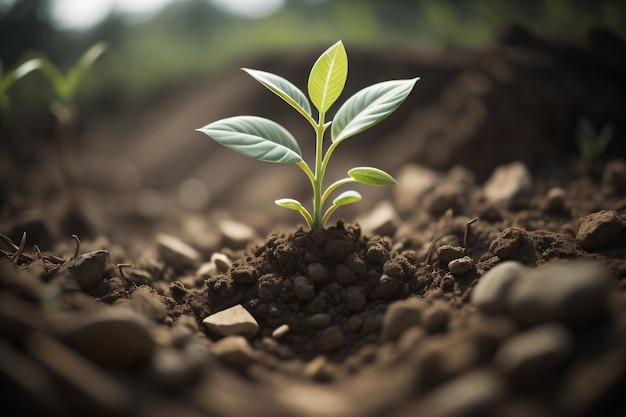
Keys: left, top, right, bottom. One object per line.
{"left": 1, "top": 26, "right": 626, "bottom": 417}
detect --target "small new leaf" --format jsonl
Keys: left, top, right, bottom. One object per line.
{"left": 197, "top": 116, "right": 303, "bottom": 163}
{"left": 275, "top": 198, "right": 313, "bottom": 228}
{"left": 348, "top": 167, "right": 397, "bottom": 186}
{"left": 308, "top": 40, "right": 348, "bottom": 114}
{"left": 333, "top": 190, "right": 362, "bottom": 207}
{"left": 243, "top": 68, "right": 312, "bottom": 118}
{"left": 332, "top": 78, "right": 418, "bottom": 144}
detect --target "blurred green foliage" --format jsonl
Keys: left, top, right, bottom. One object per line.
{"left": 1, "top": 0, "right": 624, "bottom": 112}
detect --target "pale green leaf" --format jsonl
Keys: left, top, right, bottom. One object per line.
{"left": 348, "top": 167, "right": 397, "bottom": 186}
{"left": 332, "top": 190, "right": 362, "bottom": 207}
{"left": 196, "top": 116, "right": 303, "bottom": 163}
{"left": 242, "top": 68, "right": 311, "bottom": 117}
{"left": 332, "top": 77, "right": 419, "bottom": 144}
{"left": 275, "top": 198, "right": 313, "bottom": 228}
{"left": 308, "top": 40, "right": 348, "bottom": 113}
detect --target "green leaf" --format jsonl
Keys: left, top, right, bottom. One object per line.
{"left": 196, "top": 116, "right": 303, "bottom": 163}
{"left": 332, "top": 77, "right": 418, "bottom": 144}
{"left": 66, "top": 42, "right": 108, "bottom": 101}
{"left": 348, "top": 167, "right": 397, "bottom": 186}
{"left": 308, "top": 40, "right": 348, "bottom": 114}
{"left": 242, "top": 68, "right": 311, "bottom": 117}
{"left": 275, "top": 198, "right": 313, "bottom": 228}
{"left": 332, "top": 190, "right": 362, "bottom": 207}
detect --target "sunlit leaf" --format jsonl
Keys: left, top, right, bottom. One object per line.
{"left": 348, "top": 167, "right": 397, "bottom": 186}
{"left": 242, "top": 68, "right": 311, "bottom": 117}
{"left": 66, "top": 42, "right": 108, "bottom": 101}
{"left": 332, "top": 190, "right": 362, "bottom": 207}
{"left": 196, "top": 115, "right": 303, "bottom": 163}
{"left": 308, "top": 40, "right": 347, "bottom": 114}
{"left": 332, "top": 77, "right": 418, "bottom": 144}
{"left": 275, "top": 198, "right": 313, "bottom": 228}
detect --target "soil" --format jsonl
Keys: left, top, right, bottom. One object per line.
{"left": 1, "top": 25, "right": 626, "bottom": 417}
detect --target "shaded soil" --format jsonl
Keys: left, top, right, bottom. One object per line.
{"left": 1, "top": 25, "right": 626, "bottom": 417}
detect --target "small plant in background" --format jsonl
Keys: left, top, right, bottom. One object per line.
{"left": 36, "top": 42, "right": 108, "bottom": 189}
{"left": 197, "top": 41, "right": 418, "bottom": 232}
{"left": 576, "top": 117, "right": 614, "bottom": 173}
{"left": 0, "top": 58, "right": 42, "bottom": 126}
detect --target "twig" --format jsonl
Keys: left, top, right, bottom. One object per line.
{"left": 463, "top": 217, "right": 479, "bottom": 248}
{"left": 71, "top": 234, "right": 80, "bottom": 260}
{"left": 9, "top": 232, "right": 26, "bottom": 264}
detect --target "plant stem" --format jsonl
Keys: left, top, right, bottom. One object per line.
{"left": 312, "top": 114, "right": 326, "bottom": 232}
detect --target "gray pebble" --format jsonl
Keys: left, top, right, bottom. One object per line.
{"left": 494, "top": 323, "right": 573, "bottom": 381}
{"left": 507, "top": 261, "right": 613, "bottom": 326}
{"left": 576, "top": 210, "right": 623, "bottom": 251}
{"left": 448, "top": 256, "right": 474, "bottom": 275}
{"left": 471, "top": 261, "right": 525, "bottom": 314}
{"left": 483, "top": 161, "right": 533, "bottom": 206}
{"left": 293, "top": 276, "right": 315, "bottom": 302}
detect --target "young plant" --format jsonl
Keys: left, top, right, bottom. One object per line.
{"left": 576, "top": 118, "right": 614, "bottom": 172}
{"left": 197, "top": 41, "right": 418, "bottom": 232}
{"left": 36, "top": 42, "right": 108, "bottom": 187}
{"left": 0, "top": 57, "right": 42, "bottom": 126}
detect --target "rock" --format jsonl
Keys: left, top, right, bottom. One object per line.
{"left": 507, "top": 261, "right": 613, "bottom": 326}
{"left": 436, "top": 244, "right": 465, "bottom": 263}
{"left": 576, "top": 210, "right": 623, "bottom": 251}
{"left": 545, "top": 187, "right": 567, "bottom": 212}
{"left": 471, "top": 261, "right": 525, "bottom": 314}
{"left": 448, "top": 256, "right": 474, "bottom": 275}
{"left": 345, "top": 286, "right": 366, "bottom": 312}
{"left": 56, "top": 250, "right": 109, "bottom": 290}
{"left": 202, "top": 304, "right": 259, "bottom": 338}
{"left": 308, "top": 313, "right": 332, "bottom": 328}
{"left": 306, "top": 262, "right": 330, "bottom": 284}
{"left": 357, "top": 201, "right": 399, "bottom": 237}
{"left": 321, "top": 326, "right": 345, "bottom": 352}
{"left": 382, "top": 299, "right": 425, "bottom": 341}
{"left": 218, "top": 219, "right": 257, "bottom": 249}
{"left": 157, "top": 234, "right": 200, "bottom": 270}
{"left": 128, "top": 286, "right": 168, "bottom": 322}
{"left": 272, "top": 324, "right": 290, "bottom": 339}
{"left": 494, "top": 323, "right": 573, "bottom": 382}
{"left": 60, "top": 307, "right": 156, "bottom": 366}
{"left": 210, "top": 335, "right": 257, "bottom": 365}
{"left": 210, "top": 252, "right": 232, "bottom": 273}
{"left": 421, "top": 301, "right": 450, "bottom": 333}
{"left": 483, "top": 161, "right": 532, "bottom": 206}
{"left": 489, "top": 227, "right": 525, "bottom": 259}
{"left": 196, "top": 261, "right": 217, "bottom": 278}
{"left": 231, "top": 265, "right": 258, "bottom": 284}
{"left": 393, "top": 164, "right": 441, "bottom": 215}
{"left": 293, "top": 275, "right": 315, "bottom": 301}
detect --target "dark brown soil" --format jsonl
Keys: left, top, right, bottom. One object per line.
{"left": 1, "top": 26, "right": 626, "bottom": 417}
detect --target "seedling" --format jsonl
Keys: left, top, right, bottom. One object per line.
{"left": 36, "top": 42, "right": 108, "bottom": 187}
{"left": 197, "top": 41, "right": 418, "bottom": 232}
{"left": 0, "top": 57, "right": 42, "bottom": 125}
{"left": 576, "top": 118, "right": 614, "bottom": 172}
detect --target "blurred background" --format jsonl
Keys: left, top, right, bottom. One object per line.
{"left": 1, "top": 0, "right": 625, "bottom": 249}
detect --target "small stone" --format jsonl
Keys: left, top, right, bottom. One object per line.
{"left": 56, "top": 250, "right": 109, "bottom": 290}
{"left": 507, "top": 261, "right": 613, "bottom": 326}
{"left": 357, "top": 201, "right": 399, "bottom": 237}
{"left": 202, "top": 304, "right": 259, "bottom": 337}
{"left": 345, "top": 286, "right": 366, "bottom": 312}
{"left": 231, "top": 265, "right": 258, "bottom": 284}
{"left": 210, "top": 335, "right": 257, "bottom": 365}
{"left": 448, "top": 256, "right": 474, "bottom": 275}
{"left": 576, "top": 210, "right": 623, "bottom": 251}
{"left": 422, "top": 301, "right": 450, "bottom": 333}
{"left": 382, "top": 299, "right": 425, "bottom": 341}
{"left": 210, "top": 252, "right": 232, "bottom": 273}
{"left": 196, "top": 262, "right": 217, "bottom": 278}
{"left": 307, "top": 263, "right": 330, "bottom": 284}
{"left": 393, "top": 164, "right": 441, "bottom": 215}
{"left": 321, "top": 326, "right": 345, "bottom": 352}
{"left": 436, "top": 245, "right": 465, "bottom": 263}
{"left": 489, "top": 227, "right": 525, "bottom": 259}
{"left": 494, "top": 323, "right": 573, "bottom": 382}
{"left": 308, "top": 313, "right": 332, "bottom": 328}
{"left": 471, "top": 261, "right": 524, "bottom": 314}
{"left": 60, "top": 308, "right": 156, "bottom": 366}
{"left": 157, "top": 234, "right": 200, "bottom": 270}
{"left": 128, "top": 286, "right": 167, "bottom": 322}
{"left": 371, "top": 274, "right": 402, "bottom": 299}
{"left": 483, "top": 161, "right": 533, "bottom": 206}
{"left": 218, "top": 219, "right": 257, "bottom": 249}
{"left": 545, "top": 187, "right": 567, "bottom": 212}
{"left": 293, "top": 276, "right": 315, "bottom": 301}
{"left": 272, "top": 324, "right": 290, "bottom": 339}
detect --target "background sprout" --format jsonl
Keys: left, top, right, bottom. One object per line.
{"left": 197, "top": 41, "right": 418, "bottom": 232}
{"left": 0, "top": 57, "right": 42, "bottom": 126}
{"left": 576, "top": 118, "right": 615, "bottom": 173}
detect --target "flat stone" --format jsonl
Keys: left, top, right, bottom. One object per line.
{"left": 471, "top": 261, "right": 525, "bottom": 314}
{"left": 210, "top": 335, "right": 257, "bottom": 365}
{"left": 210, "top": 252, "right": 233, "bottom": 273}
{"left": 448, "top": 256, "right": 474, "bottom": 275}
{"left": 56, "top": 250, "right": 109, "bottom": 290}
{"left": 382, "top": 298, "right": 426, "bottom": 341}
{"left": 218, "top": 219, "right": 257, "bottom": 249}
{"left": 393, "top": 164, "right": 441, "bottom": 215}
{"left": 157, "top": 234, "right": 200, "bottom": 270}
{"left": 494, "top": 323, "right": 573, "bottom": 381}
{"left": 576, "top": 210, "right": 623, "bottom": 251}
{"left": 357, "top": 201, "right": 399, "bottom": 237}
{"left": 202, "top": 304, "right": 259, "bottom": 337}
{"left": 483, "top": 161, "right": 532, "bottom": 206}
{"left": 507, "top": 261, "right": 613, "bottom": 326}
